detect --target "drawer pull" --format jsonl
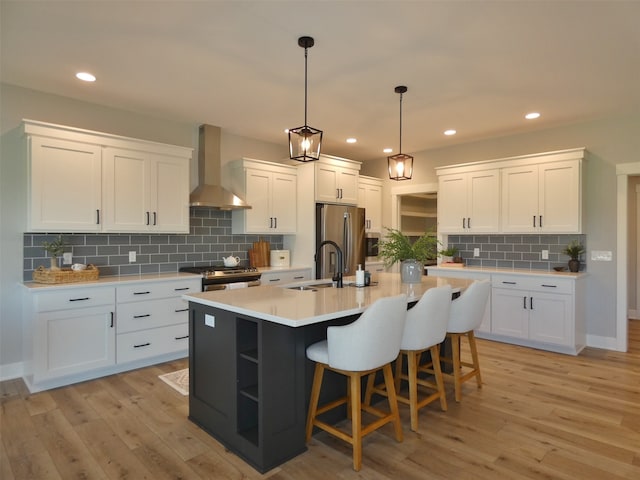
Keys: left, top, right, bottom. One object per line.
{"left": 174, "top": 287, "right": 190, "bottom": 291}
{"left": 133, "top": 314, "right": 151, "bottom": 319}
{"left": 294, "top": 276, "right": 305, "bottom": 280}
{"left": 269, "top": 278, "right": 281, "bottom": 282}
{"left": 175, "top": 308, "right": 189, "bottom": 313}
{"left": 133, "top": 342, "right": 151, "bottom": 348}
{"left": 69, "top": 297, "right": 90, "bottom": 302}
{"left": 502, "top": 281, "right": 517, "bottom": 285}
{"left": 133, "top": 291, "right": 151, "bottom": 295}
{"left": 541, "top": 284, "right": 557, "bottom": 288}
{"left": 175, "top": 335, "right": 189, "bottom": 340}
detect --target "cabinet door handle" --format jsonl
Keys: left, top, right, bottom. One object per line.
{"left": 269, "top": 217, "right": 273, "bottom": 228}
{"left": 133, "top": 291, "right": 151, "bottom": 295}
{"left": 539, "top": 215, "right": 543, "bottom": 228}
{"left": 541, "top": 284, "right": 557, "bottom": 288}
{"left": 274, "top": 217, "right": 277, "bottom": 229}
{"left": 175, "top": 335, "right": 189, "bottom": 340}
{"left": 69, "top": 297, "right": 90, "bottom": 302}
{"left": 462, "top": 218, "right": 466, "bottom": 229}
{"left": 502, "top": 281, "right": 517, "bottom": 285}
{"left": 523, "top": 296, "right": 527, "bottom": 309}
{"left": 133, "top": 314, "right": 151, "bottom": 318}
{"left": 96, "top": 209, "right": 100, "bottom": 225}
{"left": 133, "top": 342, "right": 151, "bottom": 348}
{"left": 467, "top": 217, "right": 471, "bottom": 229}
{"left": 336, "top": 188, "right": 340, "bottom": 199}
{"left": 533, "top": 215, "right": 536, "bottom": 228}
{"left": 530, "top": 297, "right": 534, "bottom": 310}
{"left": 153, "top": 212, "right": 157, "bottom": 226}
{"left": 146, "top": 211, "right": 150, "bottom": 225}
{"left": 174, "top": 287, "right": 190, "bottom": 291}
{"left": 174, "top": 308, "right": 189, "bottom": 313}
{"left": 110, "top": 312, "right": 114, "bottom": 328}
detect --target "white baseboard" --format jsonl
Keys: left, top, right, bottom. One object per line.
{"left": 0, "top": 361, "right": 24, "bottom": 382}
{"left": 629, "top": 309, "right": 639, "bottom": 320}
{"left": 586, "top": 334, "right": 622, "bottom": 351}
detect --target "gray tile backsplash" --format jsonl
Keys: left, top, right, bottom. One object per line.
{"left": 23, "top": 208, "right": 283, "bottom": 281}
{"left": 445, "top": 234, "right": 587, "bottom": 271}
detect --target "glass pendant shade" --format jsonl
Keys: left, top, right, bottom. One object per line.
{"left": 289, "top": 125, "right": 323, "bottom": 161}
{"left": 289, "top": 36, "right": 322, "bottom": 162}
{"left": 387, "top": 153, "right": 414, "bottom": 181}
{"left": 388, "top": 85, "right": 413, "bottom": 180}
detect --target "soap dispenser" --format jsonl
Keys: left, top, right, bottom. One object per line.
{"left": 355, "top": 264, "right": 365, "bottom": 287}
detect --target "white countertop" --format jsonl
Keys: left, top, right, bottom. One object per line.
{"left": 427, "top": 265, "right": 588, "bottom": 279}
{"left": 22, "top": 271, "right": 200, "bottom": 291}
{"left": 183, "top": 272, "right": 473, "bottom": 328}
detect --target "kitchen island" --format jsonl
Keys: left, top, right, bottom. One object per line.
{"left": 183, "top": 272, "right": 472, "bottom": 473}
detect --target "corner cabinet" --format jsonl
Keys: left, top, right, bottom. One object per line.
{"left": 357, "top": 176, "right": 383, "bottom": 233}
{"left": 231, "top": 158, "right": 298, "bottom": 234}
{"left": 314, "top": 155, "right": 360, "bottom": 205}
{"left": 24, "top": 119, "right": 192, "bottom": 233}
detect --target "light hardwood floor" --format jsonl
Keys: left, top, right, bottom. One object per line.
{"left": 2, "top": 321, "right": 639, "bottom": 479}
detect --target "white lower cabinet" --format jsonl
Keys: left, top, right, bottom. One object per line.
{"left": 23, "top": 276, "right": 200, "bottom": 392}
{"left": 260, "top": 268, "right": 312, "bottom": 286}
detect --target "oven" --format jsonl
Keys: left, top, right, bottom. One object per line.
{"left": 179, "top": 266, "right": 262, "bottom": 292}
{"left": 365, "top": 233, "right": 380, "bottom": 262}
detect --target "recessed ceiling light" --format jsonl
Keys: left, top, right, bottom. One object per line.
{"left": 444, "top": 129, "right": 457, "bottom": 136}
{"left": 346, "top": 138, "right": 357, "bottom": 144}
{"left": 383, "top": 148, "right": 392, "bottom": 153}
{"left": 525, "top": 112, "right": 541, "bottom": 120}
{"left": 76, "top": 72, "right": 96, "bottom": 82}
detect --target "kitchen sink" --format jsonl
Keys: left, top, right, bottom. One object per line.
{"left": 286, "top": 285, "right": 318, "bottom": 291}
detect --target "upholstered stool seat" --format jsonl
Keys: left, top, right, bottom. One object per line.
{"left": 365, "top": 285, "right": 452, "bottom": 432}
{"left": 305, "top": 294, "right": 408, "bottom": 471}
{"left": 440, "top": 280, "right": 491, "bottom": 402}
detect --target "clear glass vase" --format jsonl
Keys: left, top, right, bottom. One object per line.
{"left": 401, "top": 259, "right": 423, "bottom": 283}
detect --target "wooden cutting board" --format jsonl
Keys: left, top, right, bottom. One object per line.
{"left": 251, "top": 239, "right": 270, "bottom": 267}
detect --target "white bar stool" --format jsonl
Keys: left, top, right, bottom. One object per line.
{"left": 305, "top": 294, "right": 408, "bottom": 471}
{"left": 365, "top": 285, "right": 452, "bottom": 432}
{"left": 441, "top": 280, "right": 491, "bottom": 402}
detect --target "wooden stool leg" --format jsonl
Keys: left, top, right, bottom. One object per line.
{"left": 430, "top": 344, "right": 448, "bottom": 412}
{"left": 363, "top": 372, "right": 376, "bottom": 407}
{"left": 394, "top": 353, "right": 403, "bottom": 394}
{"left": 407, "top": 350, "right": 419, "bottom": 432}
{"left": 468, "top": 331, "right": 482, "bottom": 388}
{"left": 306, "top": 364, "right": 324, "bottom": 441}
{"left": 382, "top": 363, "right": 403, "bottom": 442}
{"left": 451, "top": 333, "right": 462, "bottom": 402}
{"left": 350, "top": 373, "right": 362, "bottom": 471}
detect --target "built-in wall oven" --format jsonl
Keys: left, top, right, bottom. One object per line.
{"left": 179, "top": 266, "right": 261, "bottom": 291}
{"left": 365, "top": 233, "right": 380, "bottom": 262}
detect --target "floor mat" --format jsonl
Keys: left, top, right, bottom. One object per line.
{"left": 158, "top": 368, "right": 189, "bottom": 395}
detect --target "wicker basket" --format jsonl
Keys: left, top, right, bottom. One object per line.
{"left": 32, "top": 264, "right": 100, "bottom": 284}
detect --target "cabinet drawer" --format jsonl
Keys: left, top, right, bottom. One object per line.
{"left": 261, "top": 269, "right": 311, "bottom": 285}
{"left": 35, "top": 287, "right": 115, "bottom": 312}
{"left": 117, "top": 323, "right": 189, "bottom": 364}
{"left": 117, "top": 297, "right": 189, "bottom": 333}
{"left": 492, "top": 275, "right": 573, "bottom": 294}
{"left": 116, "top": 279, "right": 200, "bottom": 302}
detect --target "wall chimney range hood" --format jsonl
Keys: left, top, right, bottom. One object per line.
{"left": 189, "top": 124, "right": 251, "bottom": 210}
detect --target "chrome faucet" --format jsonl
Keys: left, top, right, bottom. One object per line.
{"left": 315, "top": 240, "right": 344, "bottom": 288}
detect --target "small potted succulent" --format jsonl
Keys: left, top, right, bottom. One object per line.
{"left": 438, "top": 246, "right": 462, "bottom": 264}
{"left": 562, "top": 240, "right": 585, "bottom": 272}
{"left": 42, "top": 235, "right": 66, "bottom": 270}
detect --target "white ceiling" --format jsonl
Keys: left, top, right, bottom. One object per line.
{"left": 2, "top": 1, "right": 639, "bottom": 162}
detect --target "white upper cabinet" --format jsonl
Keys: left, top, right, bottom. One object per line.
{"left": 502, "top": 159, "right": 582, "bottom": 233}
{"left": 314, "top": 155, "right": 360, "bottom": 205}
{"left": 231, "top": 158, "right": 298, "bottom": 234}
{"left": 437, "top": 169, "right": 500, "bottom": 233}
{"left": 24, "top": 120, "right": 192, "bottom": 234}
{"left": 437, "top": 148, "right": 585, "bottom": 235}
{"left": 357, "top": 176, "right": 383, "bottom": 233}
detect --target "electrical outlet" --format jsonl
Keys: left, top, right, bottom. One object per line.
{"left": 62, "top": 252, "right": 73, "bottom": 265}
{"left": 129, "top": 251, "right": 136, "bottom": 262}
{"left": 541, "top": 249, "right": 549, "bottom": 260}
{"left": 473, "top": 248, "right": 480, "bottom": 257}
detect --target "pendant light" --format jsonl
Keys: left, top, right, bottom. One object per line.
{"left": 289, "top": 36, "right": 323, "bottom": 162}
{"left": 388, "top": 85, "right": 413, "bottom": 180}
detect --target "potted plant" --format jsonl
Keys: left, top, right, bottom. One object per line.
{"left": 42, "top": 235, "right": 66, "bottom": 270}
{"left": 562, "top": 240, "right": 585, "bottom": 272}
{"left": 438, "top": 245, "right": 462, "bottom": 264}
{"left": 378, "top": 228, "right": 439, "bottom": 283}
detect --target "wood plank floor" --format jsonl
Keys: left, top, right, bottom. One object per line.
{"left": 2, "top": 321, "right": 639, "bottom": 479}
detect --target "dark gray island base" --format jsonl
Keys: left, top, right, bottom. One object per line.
{"left": 188, "top": 302, "right": 360, "bottom": 473}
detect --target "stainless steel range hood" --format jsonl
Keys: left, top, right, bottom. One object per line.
{"left": 189, "top": 124, "right": 250, "bottom": 210}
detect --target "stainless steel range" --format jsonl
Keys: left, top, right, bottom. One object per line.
{"left": 179, "top": 265, "right": 261, "bottom": 291}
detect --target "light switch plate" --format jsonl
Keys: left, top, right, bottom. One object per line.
{"left": 62, "top": 252, "right": 73, "bottom": 265}
{"left": 591, "top": 250, "right": 612, "bottom": 261}
{"left": 129, "top": 251, "right": 136, "bottom": 262}
{"left": 473, "top": 248, "right": 480, "bottom": 257}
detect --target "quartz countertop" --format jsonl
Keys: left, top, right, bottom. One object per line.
{"left": 427, "top": 265, "right": 588, "bottom": 279}
{"left": 22, "top": 271, "right": 200, "bottom": 291}
{"left": 183, "top": 272, "right": 473, "bottom": 328}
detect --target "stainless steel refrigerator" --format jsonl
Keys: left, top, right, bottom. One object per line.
{"left": 315, "top": 203, "right": 365, "bottom": 280}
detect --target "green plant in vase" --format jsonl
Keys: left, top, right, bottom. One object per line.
{"left": 378, "top": 228, "right": 439, "bottom": 283}
{"left": 438, "top": 245, "right": 462, "bottom": 263}
{"left": 562, "top": 240, "right": 585, "bottom": 272}
{"left": 42, "top": 235, "right": 66, "bottom": 270}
